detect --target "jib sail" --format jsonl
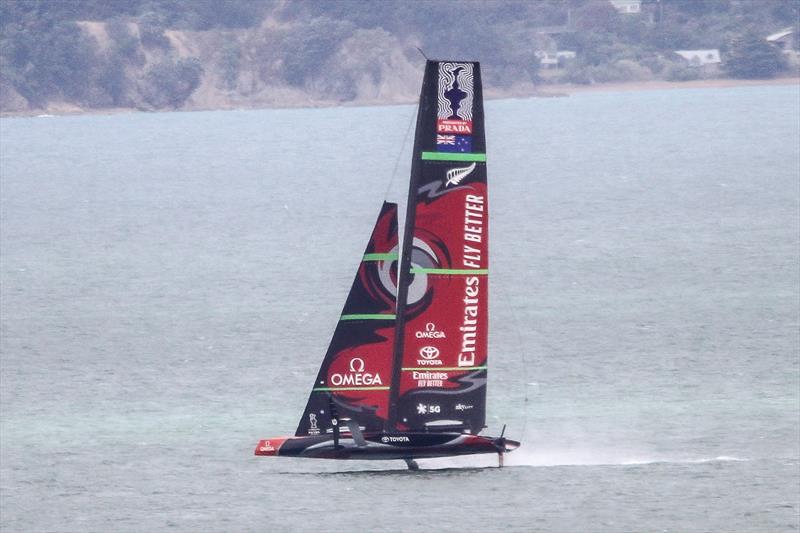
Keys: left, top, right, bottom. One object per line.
{"left": 388, "top": 61, "right": 489, "bottom": 434}
{"left": 295, "top": 202, "right": 399, "bottom": 436}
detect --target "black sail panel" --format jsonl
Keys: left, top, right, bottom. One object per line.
{"left": 295, "top": 202, "right": 398, "bottom": 437}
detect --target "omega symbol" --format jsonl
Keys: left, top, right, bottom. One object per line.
{"left": 349, "top": 357, "right": 365, "bottom": 373}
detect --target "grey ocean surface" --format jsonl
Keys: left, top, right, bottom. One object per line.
{"left": 1, "top": 85, "right": 799, "bottom": 532}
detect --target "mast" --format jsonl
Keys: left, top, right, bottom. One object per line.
{"left": 386, "top": 61, "right": 433, "bottom": 430}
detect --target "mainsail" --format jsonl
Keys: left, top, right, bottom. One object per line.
{"left": 295, "top": 202, "right": 399, "bottom": 436}
{"left": 388, "top": 61, "right": 489, "bottom": 434}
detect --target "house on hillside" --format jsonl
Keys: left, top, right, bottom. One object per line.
{"left": 767, "top": 27, "right": 797, "bottom": 53}
{"left": 609, "top": 0, "right": 642, "bottom": 14}
{"left": 674, "top": 49, "right": 722, "bottom": 67}
{"left": 535, "top": 50, "right": 577, "bottom": 69}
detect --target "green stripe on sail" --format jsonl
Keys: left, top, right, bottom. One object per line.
{"left": 313, "top": 386, "right": 391, "bottom": 392}
{"left": 410, "top": 267, "right": 488, "bottom": 275}
{"left": 362, "top": 252, "right": 398, "bottom": 261}
{"left": 421, "top": 152, "right": 487, "bottom": 162}
{"left": 340, "top": 313, "right": 396, "bottom": 321}
{"left": 402, "top": 366, "right": 488, "bottom": 372}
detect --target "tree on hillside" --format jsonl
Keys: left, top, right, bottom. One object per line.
{"left": 274, "top": 18, "right": 355, "bottom": 88}
{"left": 313, "top": 27, "right": 407, "bottom": 101}
{"left": 573, "top": 1, "right": 621, "bottom": 32}
{"left": 217, "top": 38, "right": 241, "bottom": 91}
{"left": 0, "top": 16, "right": 100, "bottom": 105}
{"left": 106, "top": 17, "right": 142, "bottom": 64}
{"left": 139, "top": 11, "right": 169, "bottom": 48}
{"left": 664, "top": 0, "right": 730, "bottom": 17}
{"left": 725, "top": 32, "right": 787, "bottom": 78}
{"left": 140, "top": 57, "right": 203, "bottom": 108}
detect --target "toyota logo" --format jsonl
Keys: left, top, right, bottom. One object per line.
{"left": 419, "top": 346, "right": 440, "bottom": 360}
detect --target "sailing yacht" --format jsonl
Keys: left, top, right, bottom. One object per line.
{"left": 255, "top": 60, "right": 519, "bottom": 469}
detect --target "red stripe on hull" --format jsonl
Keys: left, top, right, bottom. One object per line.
{"left": 254, "top": 438, "right": 288, "bottom": 456}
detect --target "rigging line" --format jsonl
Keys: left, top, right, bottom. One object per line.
{"left": 495, "top": 272, "right": 532, "bottom": 441}
{"left": 383, "top": 104, "right": 418, "bottom": 201}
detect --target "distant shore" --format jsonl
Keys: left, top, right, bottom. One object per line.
{"left": 534, "top": 76, "right": 800, "bottom": 97}
{"left": 2, "top": 76, "right": 798, "bottom": 118}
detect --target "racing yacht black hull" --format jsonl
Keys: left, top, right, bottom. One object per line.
{"left": 255, "top": 432, "right": 520, "bottom": 461}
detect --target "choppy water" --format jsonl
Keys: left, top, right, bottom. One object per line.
{"left": 1, "top": 84, "right": 799, "bottom": 532}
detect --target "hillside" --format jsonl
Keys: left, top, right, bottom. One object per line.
{"left": 1, "top": 0, "right": 798, "bottom": 114}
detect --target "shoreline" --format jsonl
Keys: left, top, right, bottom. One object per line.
{"left": 2, "top": 77, "right": 797, "bottom": 119}
{"left": 535, "top": 76, "right": 799, "bottom": 96}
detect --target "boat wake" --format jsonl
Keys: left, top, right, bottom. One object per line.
{"left": 278, "top": 452, "right": 748, "bottom": 475}
{"left": 410, "top": 449, "right": 748, "bottom": 470}
{"left": 507, "top": 448, "right": 748, "bottom": 467}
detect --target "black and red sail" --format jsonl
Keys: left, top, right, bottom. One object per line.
{"left": 388, "top": 61, "right": 489, "bottom": 435}
{"left": 295, "top": 202, "right": 399, "bottom": 436}
{"left": 255, "top": 60, "right": 518, "bottom": 465}
{"left": 295, "top": 61, "right": 489, "bottom": 439}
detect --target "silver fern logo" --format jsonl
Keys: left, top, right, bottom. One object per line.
{"left": 445, "top": 163, "right": 477, "bottom": 186}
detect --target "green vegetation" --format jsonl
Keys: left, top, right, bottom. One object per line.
{"left": 140, "top": 57, "right": 203, "bottom": 108}
{"left": 726, "top": 31, "right": 789, "bottom": 78}
{"left": 0, "top": 0, "right": 797, "bottom": 112}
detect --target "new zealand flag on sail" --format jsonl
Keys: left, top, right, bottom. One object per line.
{"left": 436, "top": 134, "right": 472, "bottom": 153}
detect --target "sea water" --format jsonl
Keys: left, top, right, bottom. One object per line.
{"left": 1, "top": 84, "right": 798, "bottom": 532}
